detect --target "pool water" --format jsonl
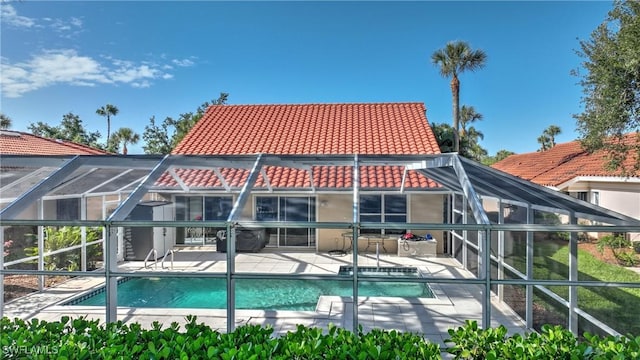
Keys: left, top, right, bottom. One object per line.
{"left": 69, "top": 267, "right": 433, "bottom": 311}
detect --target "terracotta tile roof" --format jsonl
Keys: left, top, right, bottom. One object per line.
{"left": 0, "top": 131, "right": 108, "bottom": 155}
{"left": 169, "top": 103, "right": 440, "bottom": 189}
{"left": 157, "top": 165, "right": 438, "bottom": 189}
{"left": 492, "top": 133, "right": 640, "bottom": 187}
{"left": 173, "top": 103, "right": 440, "bottom": 155}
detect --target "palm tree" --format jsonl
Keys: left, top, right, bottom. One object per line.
{"left": 537, "top": 135, "right": 551, "bottom": 151}
{"left": 460, "top": 126, "right": 486, "bottom": 161}
{"left": 111, "top": 127, "right": 139, "bottom": 155}
{"left": 495, "top": 149, "right": 515, "bottom": 162}
{"left": 0, "top": 113, "right": 12, "bottom": 129}
{"left": 430, "top": 123, "right": 456, "bottom": 153}
{"left": 459, "top": 105, "right": 483, "bottom": 138}
{"left": 537, "top": 125, "right": 562, "bottom": 151}
{"left": 432, "top": 41, "right": 487, "bottom": 152}
{"left": 543, "top": 125, "right": 562, "bottom": 147}
{"left": 96, "top": 104, "right": 119, "bottom": 146}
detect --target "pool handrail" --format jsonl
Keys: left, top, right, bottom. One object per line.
{"left": 144, "top": 248, "right": 157, "bottom": 270}
{"left": 161, "top": 249, "right": 174, "bottom": 270}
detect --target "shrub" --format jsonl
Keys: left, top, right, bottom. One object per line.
{"left": 0, "top": 316, "right": 441, "bottom": 360}
{"left": 24, "top": 226, "right": 103, "bottom": 271}
{"left": 597, "top": 234, "right": 631, "bottom": 252}
{"left": 3, "top": 317, "right": 640, "bottom": 359}
{"left": 614, "top": 251, "right": 639, "bottom": 267}
{"left": 444, "top": 320, "right": 640, "bottom": 360}
{"left": 633, "top": 241, "right": 640, "bottom": 254}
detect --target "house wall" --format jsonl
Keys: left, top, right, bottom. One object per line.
{"left": 42, "top": 200, "right": 56, "bottom": 220}
{"left": 316, "top": 193, "right": 445, "bottom": 254}
{"left": 317, "top": 194, "right": 354, "bottom": 252}
{"left": 14, "top": 203, "right": 38, "bottom": 220}
{"left": 566, "top": 181, "right": 640, "bottom": 241}
{"left": 408, "top": 193, "right": 445, "bottom": 254}
{"left": 159, "top": 193, "right": 447, "bottom": 254}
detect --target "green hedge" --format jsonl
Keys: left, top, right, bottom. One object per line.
{"left": 1, "top": 317, "right": 639, "bottom": 359}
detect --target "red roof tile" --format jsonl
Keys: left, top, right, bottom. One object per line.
{"left": 492, "top": 133, "right": 640, "bottom": 187}
{"left": 157, "top": 166, "right": 438, "bottom": 189}
{"left": 169, "top": 103, "right": 440, "bottom": 189}
{"left": 0, "top": 131, "right": 108, "bottom": 155}
{"left": 173, "top": 103, "right": 440, "bottom": 155}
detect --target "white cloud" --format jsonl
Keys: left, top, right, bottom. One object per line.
{"left": 0, "top": 49, "right": 183, "bottom": 98}
{"left": 172, "top": 58, "right": 195, "bottom": 67}
{"left": 70, "top": 17, "right": 83, "bottom": 28}
{"left": 1, "top": 4, "right": 37, "bottom": 28}
{"left": 2, "top": 4, "right": 82, "bottom": 37}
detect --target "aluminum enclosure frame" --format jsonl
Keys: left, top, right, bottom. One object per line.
{"left": 2, "top": 153, "right": 640, "bottom": 335}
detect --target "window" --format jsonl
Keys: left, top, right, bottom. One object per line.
{"left": 591, "top": 191, "right": 600, "bottom": 206}
{"left": 360, "top": 194, "right": 407, "bottom": 235}
{"left": 574, "top": 192, "right": 588, "bottom": 202}
{"left": 255, "top": 196, "right": 316, "bottom": 247}
{"left": 205, "top": 197, "right": 233, "bottom": 220}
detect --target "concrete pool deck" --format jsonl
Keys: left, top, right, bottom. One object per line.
{"left": 2, "top": 249, "right": 527, "bottom": 348}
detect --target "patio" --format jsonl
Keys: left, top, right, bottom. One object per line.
{"left": 2, "top": 250, "right": 525, "bottom": 347}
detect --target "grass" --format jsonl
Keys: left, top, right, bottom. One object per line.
{"left": 506, "top": 239, "right": 640, "bottom": 335}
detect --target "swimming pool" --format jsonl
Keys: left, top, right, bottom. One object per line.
{"left": 67, "top": 267, "right": 434, "bottom": 311}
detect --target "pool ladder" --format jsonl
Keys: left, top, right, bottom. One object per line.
{"left": 161, "top": 249, "right": 174, "bottom": 270}
{"left": 144, "top": 249, "right": 157, "bottom": 270}
{"left": 143, "top": 248, "right": 175, "bottom": 270}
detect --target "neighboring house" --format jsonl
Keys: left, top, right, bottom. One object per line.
{"left": 0, "top": 130, "right": 108, "bottom": 155}
{"left": 164, "top": 102, "right": 447, "bottom": 253}
{"left": 492, "top": 134, "right": 640, "bottom": 241}
{"left": 0, "top": 130, "right": 108, "bottom": 217}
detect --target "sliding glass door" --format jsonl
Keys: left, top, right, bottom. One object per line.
{"left": 255, "top": 196, "right": 316, "bottom": 247}
{"left": 175, "top": 196, "right": 232, "bottom": 245}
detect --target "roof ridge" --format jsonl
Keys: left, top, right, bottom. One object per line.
{"left": 37, "top": 134, "right": 109, "bottom": 154}
{"left": 0, "top": 131, "right": 110, "bottom": 155}
{"left": 211, "top": 102, "right": 426, "bottom": 107}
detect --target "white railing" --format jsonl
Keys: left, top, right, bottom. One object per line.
{"left": 143, "top": 248, "right": 157, "bottom": 270}
{"left": 3, "top": 239, "right": 104, "bottom": 268}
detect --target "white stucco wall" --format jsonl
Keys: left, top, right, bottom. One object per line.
{"left": 565, "top": 180, "right": 640, "bottom": 241}
{"left": 315, "top": 193, "right": 446, "bottom": 254}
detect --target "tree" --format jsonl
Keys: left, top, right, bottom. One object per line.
{"left": 431, "top": 41, "right": 487, "bottom": 153}
{"left": 481, "top": 149, "right": 515, "bottom": 166}
{"left": 431, "top": 121, "right": 487, "bottom": 161}
{"left": 0, "top": 113, "right": 12, "bottom": 129}
{"left": 457, "top": 105, "right": 487, "bottom": 161}
{"left": 460, "top": 125, "right": 487, "bottom": 161}
{"left": 495, "top": 149, "right": 516, "bottom": 162}
{"left": 96, "top": 104, "right": 119, "bottom": 147}
{"left": 574, "top": 0, "right": 640, "bottom": 173}
{"left": 430, "top": 123, "right": 455, "bottom": 153}
{"left": 537, "top": 135, "right": 552, "bottom": 151}
{"left": 142, "top": 116, "right": 173, "bottom": 155}
{"left": 28, "top": 112, "right": 102, "bottom": 148}
{"left": 459, "top": 105, "right": 483, "bottom": 138}
{"left": 544, "top": 125, "right": 562, "bottom": 147}
{"left": 537, "top": 125, "right": 562, "bottom": 151}
{"left": 111, "top": 127, "right": 140, "bottom": 155}
{"left": 143, "top": 92, "right": 228, "bottom": 154}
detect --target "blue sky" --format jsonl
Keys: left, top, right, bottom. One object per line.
{"left": 1, "top": 1, "right": 613, "bottom": 155}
